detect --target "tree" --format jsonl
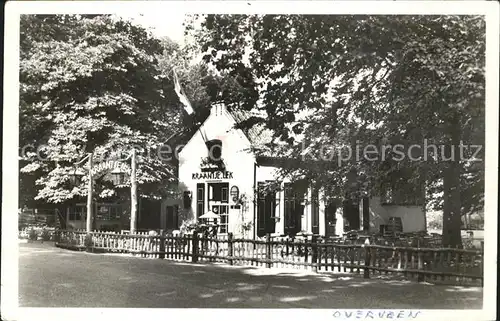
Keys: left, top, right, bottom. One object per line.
{"left": 156, "top": 35, "right": 252, "bottom": 128}
{"left": 190, "top": 15, "right": 485, "bottom": 247}
{"left": 19, "top": 14, "right": 179, "bottom": 210}
{"left": 156, "top": 36, "right": 213, "bottom": 127}
{"left": 379, "top": 16, "right": 485, "bottom": 247}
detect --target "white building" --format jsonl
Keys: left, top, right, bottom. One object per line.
{"left": 161, "top": 103, "right": 426, "bottom": 238}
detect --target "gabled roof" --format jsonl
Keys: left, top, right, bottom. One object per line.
{"left": 165, "top": 103, "right": 289, "bottom": 162}
{"left": 256, "top": 155, "right": 338, "bottom": 170}
{"left": 226, "top": 108, "right": 275, "bottom": 155}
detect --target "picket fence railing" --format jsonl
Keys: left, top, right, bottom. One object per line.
{"left": 54, "top": 230, "right": 484, "bottom": 286}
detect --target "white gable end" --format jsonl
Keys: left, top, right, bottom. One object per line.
{"left": 178, "top": 103, "right": 254, "bottom": 166}
{"left": 176, "top": 103, "right": 257, "bottom": 234}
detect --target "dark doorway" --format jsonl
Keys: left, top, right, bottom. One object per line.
{"left": 139, "top": 198, "right": 161, "bottom": 230}
{"left": 362, "top": 197, "right": 370, "bottom": 232}
{"left": 166, "top": 205, "right": 179, "bottom": 230}
{"left": 311, "top": 188, "right": 320, "bottom": 235}
{"left": 257, "top": 182, "right": 277, "bottom": 237}
{"left": 343, "top": 198, "right": 360, "bottom": 231}
{"left": 325, "top": 202, "right": 337, "bottom": 237}
{"left": 284, "top": 182, "right": 306, "bottom": 236}
{"left": 208, "top": 182, "right": 229, "bottom": 202}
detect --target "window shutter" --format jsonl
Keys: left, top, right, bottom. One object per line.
{"left": 311, "top": 188, "right": 319, "bottom": 234}
{"left": 196, "top": 184, "right": 205, "bottom": 218}
{"left": 265, "top": 192, "right": 276, "bottom": 234}
{"left": 183, "top": 191, "right": 192, "bottom": 209}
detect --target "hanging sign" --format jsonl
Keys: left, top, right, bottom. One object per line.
{"left": 200, "top": 162, "right": 221, "bottom": 172}
{"left": 230, "top": 186, "right": 239, "bottom": 202}
{"left": 192, "top": 171, "right": 234, "bottom": 180}
{"left": 200, "top": 156, "right": 226, "bottom": 173}
{"left": 91, "top": 160, "right": 131, "bottom": 177}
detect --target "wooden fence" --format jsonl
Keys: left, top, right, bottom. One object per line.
{"left": 19, "top": 227, "right": 57, "bottom": 241}
{"left": 54, "top": 230, "right": 483, "bottom": 286}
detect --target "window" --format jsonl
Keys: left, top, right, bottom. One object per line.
{"left": 311, "top": 188, "right": 320, "bottom": 235}
{"left": 196, "top": 183, "right": 205, "bottom": 218}
{"left": 96, "top": 204, "right": 122, "bottom": 220}
{"left": 212, "top": 205, "right": 228, "bottom": 234}
{"left": 221, "top": 187, "right": 228, "bottom": 202}
{"left": 207, "top": 183, "right": 229, "bottom": 233}
{"left": 68, "top": 206, "right": 85, "bottom": 221}
{"left": 109, "top": 205, "right": 120, "bottom": 220}
{"left": 111, "top": 206, "right": 120, "bottom": 220}
{"left": 96, "top": 206, "right": 109, "bottom": 220}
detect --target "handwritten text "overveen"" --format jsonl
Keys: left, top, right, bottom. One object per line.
{"left": 332, "top": 310, "right": 421, "bottom": 319}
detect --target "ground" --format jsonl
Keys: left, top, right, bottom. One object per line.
{"left": 19, "top": 242, "right": 483, "bottom": 308}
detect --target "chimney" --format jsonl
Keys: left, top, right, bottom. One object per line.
{"left": 210, "top": 103, "right": 226, "bottom": 116}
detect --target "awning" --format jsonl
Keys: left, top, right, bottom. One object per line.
{"left": 199, "top": 211, "right": 220, "bottom": 220}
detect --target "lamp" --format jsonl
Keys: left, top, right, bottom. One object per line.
{"left": 110, "top": 166, "right": 127, "bottom": 185}
{"left": 69, "top": 167, "right": 85, "bottom": 186}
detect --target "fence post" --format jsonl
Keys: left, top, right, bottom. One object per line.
{"left": 363, "top": 239, "right": 371, "bottom": 279}
{"left": 266, "top": 233, "right": 271, "bottom": 268}
{"left": 480, "top": 241, "right": 484, "bottom": 287}
{"left": 228, "top": 232, "right": 234, "bottom": 266}
{"left": 312, "top": 235, "right": 318, "bottom": 273}
{"left": 417, "top": 250, "right": 424, "bottom": 283}
{"left": 85, "top": 232, "right": 93, "bottom": 253}
{"left": 159, "top": 229, "right": 165, "bottom": 259}
{"left": 192, "top": 232, "right": 199, "bottom": 263}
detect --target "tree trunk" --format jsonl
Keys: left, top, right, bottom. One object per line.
{"left": 362, "top": 197, "right": 370, "bottom": 232}
{"left": 442, "top": 117, "right": 462, "bottom": 248}
{"left": 344, "top": 129, "right": 361, "bottom": 231}
{"left": 420, "top": 166, "right": 427, "bottom": 232}
{"left": 57, "top": 205, "right": 67, "bottom": 229}
{"left": 442, "top": 162, "right": 462, "bottom": 248}
{"left": 344, "top": 167, "right": 360, "bottom": 232}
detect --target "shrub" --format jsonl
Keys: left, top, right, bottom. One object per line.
{"left": 240, "top": 221, "right": 253, "bottom": 238}
{"left": 84, "top": 234, "right": 94, "bottom": 247}
{"left": 426, "top": 210, "right": 443, "bottom": 231}
{"left": 28, "top": 228, "right": 38, "bottom": 241}
{"left": 180, "top": 218, "right": 201, "bottom": 234}
{"left": 53, "top": 230, "right": 60, "bottom": 243}
{"left": 40, "top": 229, "right": 52, "bottom": 241}
{"left": 241, "top": 221, "right": 253, "bottom": 232}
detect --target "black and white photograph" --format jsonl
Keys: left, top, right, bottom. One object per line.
{"left": 2, "top": 1, "right": 498, "bottom": 321}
